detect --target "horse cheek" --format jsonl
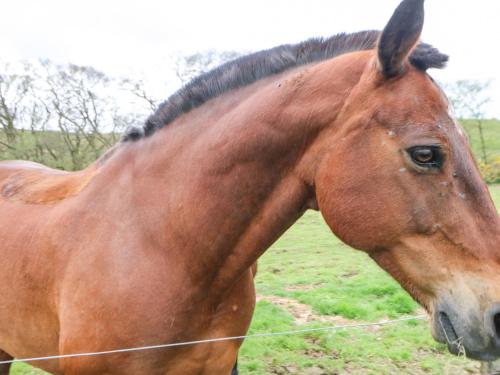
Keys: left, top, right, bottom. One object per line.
{"left": 315, "top": 161, "right": 402, "bottom": 252}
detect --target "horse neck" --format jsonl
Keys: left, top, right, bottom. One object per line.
{"left": 115, "top": 53, "right": 368, "bottom": 295}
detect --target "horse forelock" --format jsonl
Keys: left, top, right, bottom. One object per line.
{"left": 123, "top": 30, "right": 448, "bottom": 143}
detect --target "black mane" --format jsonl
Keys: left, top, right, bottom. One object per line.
{"left": 124, "top": 30, "right": 447, "bottom": 142}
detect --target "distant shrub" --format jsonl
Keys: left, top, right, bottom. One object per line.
{"left": 479, "top": 156, "right": 500, "bottom": 184}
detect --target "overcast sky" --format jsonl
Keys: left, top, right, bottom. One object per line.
{"left": 2, "top": 0, "right": 500, "bottom": 117}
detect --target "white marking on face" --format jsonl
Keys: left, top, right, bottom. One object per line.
{"left": 399, "top": 168, "right": 407, "bottom": 173}
{"left": 388, "top": 130, "right": 396, "bottom": 138}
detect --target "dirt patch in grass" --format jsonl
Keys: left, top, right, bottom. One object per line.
{"left": 339, "top": 271, "right": 358, "bottom": 278}
{"left": 257, "top": 295, "right": 355, "bottom": 325}
{"left": 270, "top": 364, "right": 335, "bottom": 375}
{"left": 285, "top": 283, "right": 323, "bottom": 292}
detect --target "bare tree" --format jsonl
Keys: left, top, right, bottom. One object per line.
{"left": 41, "top": 62, "right": 116, "bottom": 168}
{"left": 0, "top": 60, "right": 154, "bottom": 170}
{"left": 0, "top": 52, "right": 246, "bottom": 170}
{"left": 120, "top": 78, "right": 158, "bottom": 114}
{"left": 173, "top": 50, "right": 242, "bottom": 84}
{"left": 0, "top": 62, "right": 32, "bottom": 144}
{"left": 446, "top": 80, "right": 491, "bottom": 163}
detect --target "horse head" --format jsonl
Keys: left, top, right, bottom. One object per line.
{"left": 314, "top": 0, "right": 500, "bottom": 360}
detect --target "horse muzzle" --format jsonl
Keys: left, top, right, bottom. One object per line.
{"left": 432, "top": 301, "right": 500, "bottom": 361}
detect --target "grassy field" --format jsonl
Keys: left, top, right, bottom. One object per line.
{"left": 11, "top": 185, "right": 499, "bottom": 374}
{"left": 461, "top": 119, "right": 500, "bottom": 163}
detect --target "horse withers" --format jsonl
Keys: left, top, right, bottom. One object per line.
{"left": 0, "top": 0, "right": 499, "bottom": 373}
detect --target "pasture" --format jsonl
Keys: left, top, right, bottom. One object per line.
{"left": 462, "top": 119, "right": 500, "bottom": 163}
{"left": 10, "top": 185, "right": 499, "bottom": 374}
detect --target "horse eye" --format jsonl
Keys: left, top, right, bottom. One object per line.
{"left": 408, "top": 146, "right": 443, "bottom": 168}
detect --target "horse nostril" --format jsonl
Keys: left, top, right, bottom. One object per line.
{"left": 493, "top": 313, "right": 500, "bottom": 339}
{"left": 439, "top": 311, "right": 458, "bottom": 343}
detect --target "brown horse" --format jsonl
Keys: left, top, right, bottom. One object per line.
{"left": 0, "top": 0, "right": 499, "bottom": 373}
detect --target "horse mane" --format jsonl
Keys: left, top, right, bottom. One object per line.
{"left": 123, "top": 30, "right": 448, "bottom": 142}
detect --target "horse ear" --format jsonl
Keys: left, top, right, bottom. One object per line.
{"left": 378, "top": 0, "right": 425, "bottom": 77}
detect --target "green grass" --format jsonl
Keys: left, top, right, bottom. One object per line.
{"left": 491, "top": 184, "right": 500, "bottom": 207}
{"left": 10, "top": 363, "right": 43, "bottom": 375}
{"left": 0, "top": 130, "right": 117, "bottom": 171}
{"left": 461, "top": 119, "right": 500, "bottom": 161}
